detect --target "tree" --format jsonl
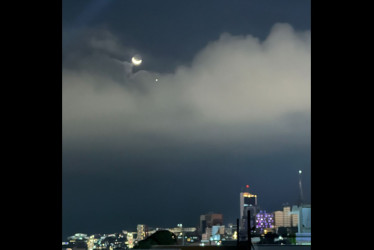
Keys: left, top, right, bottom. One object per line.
{"left": 134, "top": 230, "right": 177, "bottom": 249}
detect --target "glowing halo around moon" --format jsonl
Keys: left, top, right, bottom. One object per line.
{"left": 131, "top": 55, "right": 142, "bottom": 66}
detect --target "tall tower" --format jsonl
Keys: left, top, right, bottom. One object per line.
{"left": 136, "top": 224, "right": 148, "bottom": 241}
{"left": 298, "top": 170, "right": 304, "bottom": 206}
{"left": 239, "top": 185, "right": 258, "bottom": 237}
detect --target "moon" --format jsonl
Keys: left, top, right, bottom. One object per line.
{"left": 131, "top": 55, "right": 142, "bottom": 66}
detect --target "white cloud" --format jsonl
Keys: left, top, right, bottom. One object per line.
{"left": 63, "top": 23, "right": 310, "bottom": 155}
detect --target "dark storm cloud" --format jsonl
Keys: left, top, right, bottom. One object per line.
{"left": 63, "top": 0, "right": 311, "bottom": 74}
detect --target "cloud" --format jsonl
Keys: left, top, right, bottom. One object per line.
{"left": 63, "top": 23, "right": 310, "bottom": 170}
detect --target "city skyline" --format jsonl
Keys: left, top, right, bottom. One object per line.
{"left": 63, "top": 195, "right": 311, "bottom": 248}
{"left": 62, "top": 0, "right": 311, "bottom": 240}
{"left": 63, "top": 179, "right": 309, "bottom": 238}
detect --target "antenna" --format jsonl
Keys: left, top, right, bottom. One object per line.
{"left": 298, "top": 170, "right": 304, "bottom": 206}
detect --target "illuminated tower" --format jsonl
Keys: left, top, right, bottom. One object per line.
{"left": 137, "top": 224, "right": 148, "bottom": 241}
{"left": 126, "top": 233, "right": 134, "bottom": 249}
{"left": 298, "top": 170, "right": 304, "bottom": 206}
{"left": 239, "top": 185, "right": 258, "bottom": 236}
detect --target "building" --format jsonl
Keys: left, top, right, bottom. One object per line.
{"left": 283, "top": 205, "right": 291, "bottom": 227}
{"left": 67, "top": 233, "right": 89, "bottom": 242}
{"left": 136, "top": 224, "right": 148, "bottom": 241}
{"left": 210, "top": 225, "right": 225, "bottom": 241}
{"left": 290, "top": 205, "right": 300, "bottom": 227}
{"left": 169, "top": 225, "right": 197, "bottom": 235}
{"left": 294, "top": 204, "right": 311, "bottom": 245}
{"left": 87, "top": 234, "right": 101, "bottom": 250}
{"left": 65, "top": 233, "right": 89, "bottom": 249}
{"left": 274, "top": 211, "right": 284, "bottom": 227}
{"left": 297, "top": 204, "right": 311, "bottom": 233}
{"left": 225, "top": 223, "right": 234, "bottom": 236}
{"left": 291, "top": 213, "right": 299, "bottom": 227}
{"left": 199, "top": 212, "right": 223, "bottom": 234}
{"left": 289, "top": 204, "right": 311, "bottom": 233}
{"left": 126, "top": 232, "right": 134, "bottom": 248}
{"left": 239, "top": 185, "right": 258, "bottom": 237}
{"left": 200, "top": 215, "right": 207, "bottom": 234}
{"left": 273, "top": 204, "right": 294, "bottom": 228}
{"left": 255, "top": 210, "right": 275, "bottom": 234}
{"left": 201, "top": 225, "right": 225, "bottom": 244}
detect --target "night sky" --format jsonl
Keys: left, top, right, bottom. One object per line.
{"left": 62, "top": 0, "right": 311, "bottom": 239}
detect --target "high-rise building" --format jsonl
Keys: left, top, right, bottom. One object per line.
{"left": 283, "top": 205, "right": 291, "bottom": 227}
{"left": 126, "top": 233, "right": 134, "bottom": 249}
{"left": 273, "top": 211, "right": 284, "bottom": 227}
{"left": 200, "top": 215, "right": 207, "bottom": 234}
{"left": 297, "top": 204, "right": 311, "bottom": 233}
{"left": 239, "top": 185, "right": 258, "bottom": 233}
{"left": 136, "top": 224, "right": 148, "bottom": 241}
{"left": 291, "top": 213, "right": 299, "bottom": 227}
{"left": 273, "top": 204, "right": 294, "bottom": 228}
{"left": 294, "top": 204, "right": 311, "bottom": 245}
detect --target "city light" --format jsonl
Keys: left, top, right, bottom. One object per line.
{"left": 63, "top": 185, "right": 310, "bottom": 248}
{"left": 243, "top": 192, "right": 256, "bottom": 198}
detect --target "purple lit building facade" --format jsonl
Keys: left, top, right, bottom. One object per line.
{"left": 255, "top": 211, "right": 274, "bottom": 234}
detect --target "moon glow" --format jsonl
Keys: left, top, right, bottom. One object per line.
{"left": 131, "top": 55, "right": 142, "bottom": 66}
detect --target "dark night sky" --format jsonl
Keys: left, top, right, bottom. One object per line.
{"left": 62, "top": 0, "right": 311, "bottom": 239}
